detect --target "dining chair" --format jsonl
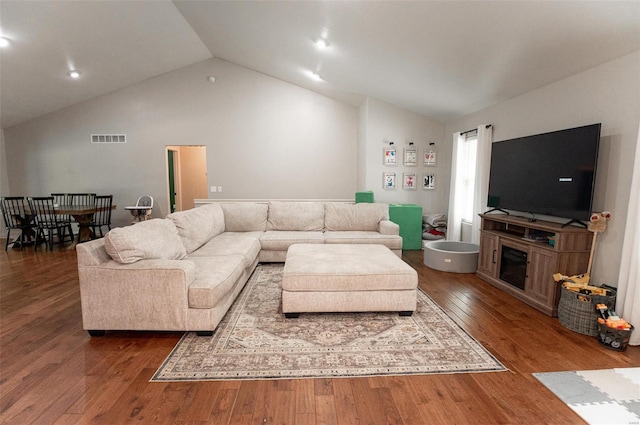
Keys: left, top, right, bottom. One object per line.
{"left": 28, "top": 197, "right": 74, "bottom": 251}
{"left": 1, "top": 196, "right": 38, "bottom": 251}
{"left": 69, "top": 193, "right": 96, "bottom": 206}
{"left": 90, "top": 195, "right": 113, "bottom": 238}
{"left": 51, "top": 193, "right": 74, "bottom": 239}
{"left": 68, "top": 193, "right": 96, "bottom": 231}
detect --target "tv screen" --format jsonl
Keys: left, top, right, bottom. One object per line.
{"left": 487, "top": 123, "right": 601, "bottom": 223}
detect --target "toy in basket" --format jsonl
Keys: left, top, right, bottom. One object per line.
{"left": 595, "top": 304, "right": 634, "bottom": 351}
{"left": 553, "top": 273, "right": 616, "bottom": 336}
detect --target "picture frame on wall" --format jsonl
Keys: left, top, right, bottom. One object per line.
{"left": 383, "top": 172, "right": 396, "bottom": 190}
{"left": 383, "top": 147, "right": 397, "bottom": 165}
{"left": 403, "top": 148, "right": 418, "bottom": 166}
{"left": 424, "top": 149, "right": 437, "bottom": 166}
{"left": 403, "top": 173, "right": 417, "bottom": 190}
{"left": 423, "top": 173, "right": 435, "bottom": 190}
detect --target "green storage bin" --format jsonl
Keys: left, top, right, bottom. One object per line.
{"left": 388, "top": 204, "right": 423, "bottom": 250}
{"left": 355, "top": 191, "right": 374, "bottom": 203}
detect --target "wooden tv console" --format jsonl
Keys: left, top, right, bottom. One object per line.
{"left": 476, "top": 214, "right": 593, "bottom": 317}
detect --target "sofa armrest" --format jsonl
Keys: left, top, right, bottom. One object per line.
{"left": 379, "top": 220, "right": 399, "bottom": 235}
{"left": 78, "top": 259, "right": 197, "bottom": 330}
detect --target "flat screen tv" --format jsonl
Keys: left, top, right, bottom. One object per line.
{"left": 487, "top": 123, "right": 601, "bottom": 225}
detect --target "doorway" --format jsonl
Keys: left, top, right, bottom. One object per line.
{"left": 166, "top": 146, "right": 208, "bottom": 212}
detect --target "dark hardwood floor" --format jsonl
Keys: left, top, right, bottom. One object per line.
{"left": 1, "top": 244, "right": 638, "bottom": 424}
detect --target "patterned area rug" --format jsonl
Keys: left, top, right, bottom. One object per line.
{"left": 152, "top": 264, "right": 506, "bottom": 381}
{"left": 534, "top": 368, "right": 640, "bottom": 425}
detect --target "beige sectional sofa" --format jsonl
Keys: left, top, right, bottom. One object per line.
{"left": 77, "top": 201, "right": 402, "bottom": 336}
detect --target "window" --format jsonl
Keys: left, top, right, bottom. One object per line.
{"left": 458, "top": 132, "right": 478, "bottom": 223}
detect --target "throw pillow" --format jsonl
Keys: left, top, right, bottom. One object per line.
{"left": 167, "top": 203, "right": 225, "bottom": 253}
{"left": 105, "top": 219, "right": 186, "bottom": 264}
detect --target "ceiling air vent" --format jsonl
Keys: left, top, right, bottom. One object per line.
{"left": 91, "top": 134, "right": 126, "bottom": 144}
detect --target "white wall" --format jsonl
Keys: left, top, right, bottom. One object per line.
{"left": 445, "top": 51, "right": 640, "bottom": 286}
{"left": 358, "top": 97, "right": 447, "bottom": 214}
{"left": 0, "top": 129, "right": 9, "bottom": 235}
{"left": 3, "top": 58, "right": 358, "bottom": 227}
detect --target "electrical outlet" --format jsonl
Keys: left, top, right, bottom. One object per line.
{"left": 217, "top": 186, "right": 223, "bottom": 192}
{"left": 210, "top": 186, "right": 217, "bottom": 193}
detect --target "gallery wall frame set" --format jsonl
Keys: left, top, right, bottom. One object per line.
{"left": 382, "top": 144, "right": 436, "bottom": 190}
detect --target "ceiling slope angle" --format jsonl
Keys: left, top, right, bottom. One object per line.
{"left": 1, "top": 1, "right": 639, "bottom": 128}
{"left": 0, "top": 0, "right": 212, "bottom": 129}
{"left": 174, "top": 0, "right": 640, "bottom": 122}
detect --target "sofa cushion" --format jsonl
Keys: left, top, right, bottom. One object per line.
{"left": 189, "top": 232, "right": 262, "bottom": 267}
{"left": 324, "top": 203, "right": 389, "bottom": 231}
{"left": 259, "top": 231, "right": 325, "bottom": 251}
{"left": 104, "top": 219, "right": 186, "bottom": 264}
{"left": 267, "top": 201, "right": 324, "bottom": 231}
{"left": 187, "top": 255, "right": 246, "bottom": 309}
{"left": 167, "top": 203, "right": 225, "bottom": 254}
{"left": 324, "top": 231, "right": 403, "bottom": 250}
{"left": 221, "top": 203, "right": 268, "bottom": 232}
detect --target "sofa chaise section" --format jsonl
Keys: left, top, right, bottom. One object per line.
{"left": 323, "top": 202, "right": 402, "bottom": 256}
{"left": 77, "top": 204, "right": 259, "bottom": 335}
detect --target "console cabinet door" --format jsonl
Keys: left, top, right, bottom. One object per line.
{"left": 525, "top": 246, "right": 556, "bottom": 305}
{"left": 478, "top": 233, "right": 499, "bottom": 277}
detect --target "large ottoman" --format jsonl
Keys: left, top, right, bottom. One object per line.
{"left": 282, "top": 244, "right": 418, "bottom": 317}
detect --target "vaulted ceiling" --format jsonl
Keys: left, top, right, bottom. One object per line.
{"left": 1, "top": 1, "right": 639, "bottom": 129}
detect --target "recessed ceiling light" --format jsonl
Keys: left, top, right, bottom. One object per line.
{"left": 315, "top": 39, "right": 329, "bottom": 49}
{"left": 68, "top": 70, "right": 81, "bottom": 79}
{"left": 309, "top": 71, "right": 322, "bottom": 81}
{"left": 0, "top": 37, "right": 10, "bottom": 48}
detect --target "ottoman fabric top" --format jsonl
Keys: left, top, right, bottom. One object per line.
{"left": 283, "top": 244, "right": 417, "bottom": 292}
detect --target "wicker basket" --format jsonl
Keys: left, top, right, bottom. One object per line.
{"left": 597, "top": 323, "right": 634, "bottom": 351}
{"left": 557, "top": 284, "right": 616, "bottom": 336}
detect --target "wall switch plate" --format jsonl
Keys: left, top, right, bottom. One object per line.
{"left": 217, "top": 186, "right": 223, "bottom": 192}
{"left": 210, "top": 186, "right": 217, "bottom": 193}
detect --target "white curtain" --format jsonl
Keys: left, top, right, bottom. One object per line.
{"left": 615, "top": 124, "right": 640, "bottom": 345}
{"left": 447, "top": 126, "right": 492, "bottom": 244}
{"left": 447, "top": 132, "right": 464, "bottom": 242}
{"left": 471, "top": 125, "right": 493, "bottom": 245}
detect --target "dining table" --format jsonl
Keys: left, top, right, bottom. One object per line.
{"left": 55, "top": 204, "right": 117, "bottom": 247}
